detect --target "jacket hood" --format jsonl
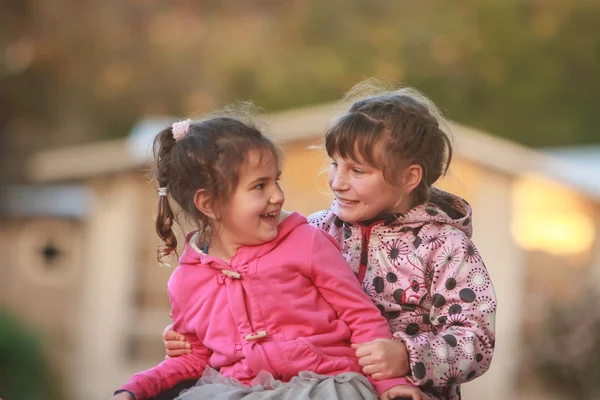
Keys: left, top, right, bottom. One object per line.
{"left": 397, "top": 188, "right": 473, "bottom": 237}
{"left": 179, "top": 211, "right": 307, "bottom": 269}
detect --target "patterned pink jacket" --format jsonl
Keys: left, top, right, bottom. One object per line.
{"left": 308, "top": 189, "right": 496, "bottom": 400}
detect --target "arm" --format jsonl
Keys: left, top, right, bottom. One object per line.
{"left": 116, "top": 268, "right": 212, "bottom": 399}
{"left": 394, "top": 230, "right": 496, "bottom": 387}
{"left": 308, "top": 228, "right": 410, "bottom": 394}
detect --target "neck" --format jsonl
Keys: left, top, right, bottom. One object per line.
{"left": 206, "top": 234, "right": 241, "bottom": 263}
{"left": 390, "top": 194, "right": 413, "bottom": 214}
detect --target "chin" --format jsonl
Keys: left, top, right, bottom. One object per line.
{"left": 334, "top": 203, "right": 372, "bottom": 222}
{"left": 335, "top": 210, "right": 358, "bottom": 223}
{"left": 338, "top": 209, "right": 377, "bottom": 223}
{"left": 264, "top": 230, "right": 279, "bottom": 242}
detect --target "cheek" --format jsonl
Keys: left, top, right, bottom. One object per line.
{"left": 353, "top": 178, "right": 376, "bottom": 196}
{"left": 357, "top": 178, "right": 393, "bottom": 203}
{"left": 233, "top": 198, "right": 257, "bottom": 219}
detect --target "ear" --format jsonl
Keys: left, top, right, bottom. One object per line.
{"left": 193, "top": 189, "right": 216, "bottom": 219}
{"left": 403, "top": 164, "right": 423, "bottom": 193}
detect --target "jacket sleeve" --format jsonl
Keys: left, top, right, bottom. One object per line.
{"left": 393, "top": 229, "right": 496, "bottom": 387}
{"left": 308, "top": 228, "right": 411, "bottom": 394}
{"left": 117, "top": 268, "right": 212, "bottom": 399}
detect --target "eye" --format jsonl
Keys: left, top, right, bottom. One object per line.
{"left": 353, "top": 168, "right": 364, "bottom": 174}
{"left": 254, "top": 183, "right": 265, "bottom": 190}
{"left": 330, "top": 161, "right": 338, "bottom": 168}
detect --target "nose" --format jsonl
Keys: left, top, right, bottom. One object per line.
{"left": 269, "top": 183, "right": 285, "bottom": 205}
{"left": 329, "top": 170, "right": 349, "bottom": 191}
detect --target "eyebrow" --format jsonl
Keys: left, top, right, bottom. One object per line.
{"left": 334, "top": 157, "right": 370, "bottom": 168}
{"left": 247, "top": 171, "right": 281, "bottom": 187}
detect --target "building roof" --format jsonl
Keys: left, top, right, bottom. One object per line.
{"left": 544, "top": 146, "right": 600, "bottom": 200}
{"left": 25, "top": 103, "right": 600, "bottom": 203}
{"left": 0, "top": 184, "right": 90, "bottom": 219}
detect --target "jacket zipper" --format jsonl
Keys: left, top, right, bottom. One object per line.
{"left": 356, "top": 220, "right": 381, "bottom": 284}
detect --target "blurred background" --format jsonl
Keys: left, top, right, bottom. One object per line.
{"left": 1, "top": 1, "right": 599, "bottom": 399}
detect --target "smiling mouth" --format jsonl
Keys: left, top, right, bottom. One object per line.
{"left": 337, "top": 197, "right": 359, "bottom": 205}
{"left": 260, "top": 211, "right": 279, "bottom": 221}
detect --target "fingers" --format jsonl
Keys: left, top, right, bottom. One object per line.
{"left": 410, "top": 390, "right": 422, "bottom": 400}
{"left": 165, "top": 348, "right": 192, "bottom": 357}
{"left": 357, "top": 354, "right": 375, "bottom": 367}
{"left": 164, "top": 338, "right": 191, "bottom": 350}
{"left": 352, "top": 342, "right": 372, "bottom": 354}
{"left": 355, "top": 341, "right": 387, "bottom": 358}
{"left": 354, "top": 344, "right": 374, "bottom": 358}
{"left": 370, "top": 371, "right": 391, "bottom": 381}
{"left": 358, "top": 354, "right": 391, "bottom": 379}
{"left": 361, "top": 364, "right": 376, "bottom": 376}
{"left": 352, "top": 339, "right": 379, "bottom": 350}
{"left": 163, "top": 326, "right": 190, "bottom": 358}
{"left": 362, "top": 364, "right": 393, "bottom": 380}
{"left": 380, "top": 391, "right": 396, "bottom": 400}
{"left": 162, "top": 329, "right": 186, "bottom": 341}
{"left": 382, "top": 385, "right": 419, "bottom": 400}
{"left": 383, "top": 391, "right": 412, "bottom": 400}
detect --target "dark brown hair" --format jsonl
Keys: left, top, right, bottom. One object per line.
{"left": 325, "top": 81, "right": 453, "bottom": 207}
{"left": 154, "top": 116, "right": 280, "bottom": 263}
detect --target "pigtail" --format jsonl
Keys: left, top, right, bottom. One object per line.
{"left": 153, "top": 127, "right": 178, "bottom": 264}
{"left": 156, "top": 192, "right": 177, "bottom": 263}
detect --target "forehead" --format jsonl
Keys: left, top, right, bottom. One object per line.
{"left": 238, "top": 148, "right": 279, "bottom": 180}
{"left": 331, "top": 140, "right": 386, "bottom": 167}
{"left": 326, "top": 111, "right": 390, "bottom": 167}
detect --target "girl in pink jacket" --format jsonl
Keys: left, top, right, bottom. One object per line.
{"left": 164, "top": 82, "right": 497, "bottom": 400}
{"left": 112, "top": 115, "right": 426, "bottom": 400}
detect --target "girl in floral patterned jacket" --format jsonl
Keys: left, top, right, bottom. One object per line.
{"left": 163, "top": 82, "right": 496, "bottom": 400}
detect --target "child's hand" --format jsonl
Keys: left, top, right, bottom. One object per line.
{"left": 380, "top": 384, "right": 432, "bottom": 400}
{"left": 352, "top": 338, "right": 410, "bottom": 380}
{"left": 163, "top": 324, "right": 191, "bottom": 359}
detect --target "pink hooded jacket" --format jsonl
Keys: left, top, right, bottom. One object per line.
{"left": 308, "top": 190, "right": 497, "bottom": 400}
{"left": 118, "top": 212, "right": 408, "bottom": 399}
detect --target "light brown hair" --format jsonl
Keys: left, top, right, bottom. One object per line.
{"left": 325, "top": 81, "right": 453, "bottom": 207}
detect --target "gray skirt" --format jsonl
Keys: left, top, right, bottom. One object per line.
{"left": 176, "top": 367, "right": 378, "bottom": 400}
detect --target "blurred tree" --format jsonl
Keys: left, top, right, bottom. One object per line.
{"left": 0, "top": 311, "right": 64, "bottom": 400}
{"left": 1, "top": 0, "right": 599, "bottom": 182}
